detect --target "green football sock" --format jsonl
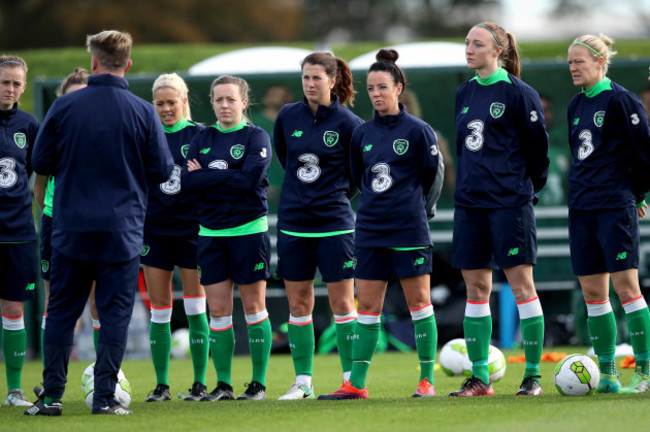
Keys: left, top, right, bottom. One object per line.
{"left": 2, "top": 328, "right": 26, "bottom": 390}
{"left": 626, "top": 307, "right": 650, "bottom": 375}
{"left": 149, "top": 322, "right": 171, "bottom": 386}
{"left": 520, "top": 315, "right": 544, "bottom": 380}
{"left": 350, "top": 322, "right": 381, "bottom": 389}
{"left": 209, "top": 327, "right": 234, "bottom": 386}
{"left": 187, "top": 313, "right": 210, "bottom": 385}
{"left": 413, "top": 314, "right": 437, "bottom": 383}
{"left": 93, "top": 327, "right": 100, "bottom": 353}
{"left": 288, "top": 321, "right": 314, "bottom": 377}
{"left": 335, "top": 320, "right": 356, "bottom": 375}
{"left": 587, "top": 311, "right": 617, "bottom": 375}
{"left": 464, "top": 315, "right": 492, "bottom": 385}
{"left": 248, "top": 318, "right": 272, "bottom": 386}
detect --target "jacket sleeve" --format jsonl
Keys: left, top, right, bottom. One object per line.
{"left": 145, "top": 109, "right": 174, "bottom": 183}
{"left": 31, "top": 103, "right": 59, "bottom": 176}
{"left": 349, "top": 127, "right": 364, "bottom": 193}
{"left": 521, "top": 88, "right": 550, "bottom": 201}
{"left": 419, "top": 125, "right": 444, "bottom": 219}
{"left": 273, "top": 108, "right": 288, "bottom": 170}
{"left": 617, "top": 92, "right": 650, "bottom": 202}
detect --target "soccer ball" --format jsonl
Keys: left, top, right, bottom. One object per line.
{"left": 81, "top": 363, "right": 132, "bottom": 409}
{"left": 461, "top": 344, "right": 507, "bottom": 382}
{"left": 554, "top": 354, "right": 599, "bottom": 396}
{"left": 171, "top": 327, "right": 191, "bottom": 359}
{"left": 438, "top": 338, "right": 468, "bottom": 376}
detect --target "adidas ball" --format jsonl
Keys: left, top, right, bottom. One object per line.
{"left": 461, "top": 344, "right": 507, "bottom": 383}
{"left": 554, "top": 354, "right": 599, "bottom": 396}
{"left": 171, "top": 327, "right": 191, "bottom": 359}
{"left": 81, "top": 362, "right": 132, "bottom": 409}
{"left": 438, "top": 338, "right": 468, "bottom": 376}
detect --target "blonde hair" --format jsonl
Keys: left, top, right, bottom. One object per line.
{"left": 152, "top": 72, "right": 192, "bottom": 120}
{"left": 476, "top": 22, "right": 521, "bottom": 78}
{"left": 571, "top": 34, "right": 617, "bottom": 75}
{"left": 86, "top": 30, "right": 132, "bottom": 71}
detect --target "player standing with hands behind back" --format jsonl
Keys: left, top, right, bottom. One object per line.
{"left": 27, "top": 30, "right": 173, "bottom": 416}
{"left": 450, "top": 22, "right": 549, "bottom": 397}
{"left": 567, "top": 34, "right": 650, "bottom": 393}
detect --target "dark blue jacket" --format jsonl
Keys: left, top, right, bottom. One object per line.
{"left": 567, "top": 78, "right": 650, "bottom": 210}
{"left": 351, "top": 104, "right": 443, "bottom": 248}
{"left": 32, "top": 74, "right": 173, "bottom": 262}
{"left": 274, "top": 97, "right": 363, "bottom": 232}
{"left": 454, "top": 68, "right": 549, "bottom": 208}
{"left": 182, "top": 121, "right": 271, "bottom": 230}
{"left": 145, "top": 119, "right": 203, "bottom": 237}
{"left": 0, "top": 104, "right": 38, "bottom": 242}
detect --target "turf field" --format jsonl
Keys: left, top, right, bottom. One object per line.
{"left": 3, "top": 348, "right": 647, "bottom": 432}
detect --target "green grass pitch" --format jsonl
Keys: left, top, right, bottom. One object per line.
{"left": 3, "top": 348, "right": 648, "bottom": 432}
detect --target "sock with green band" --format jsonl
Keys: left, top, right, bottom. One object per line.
{"left": 92, "top": 319, "right": 100, "bottom": 353}
{"left": 2, "top": 327, "right": 26, "bottom": 390}
{"left": 520, "top": 315, "right": 544, "bottom": 380}
{"left": 622, "top": 298, "right": 650, "bottom": 375}
{"left": 464, "top": 311, "right": 492, "bottom": 385}
{"left": 334, "top": 314, "right": 356, "bottom": 377}
{"left": 288, "top": 315, "right": 314, "bottom": 378}
{"left": 40, "top": 315, "right": 46, "bottom": 368}
{"left": 209, "top": 324, "right": 234, "bottom": 386}
{"left": 187, "top": 313, "right": 210, "bottom": 385}
{"left": 413, "top": 313, "right": 437, "bottom": 384}
{"left": 586, "top": 305, "right": 617, "bottom": 375}
{"left": 149, "top": 321, "right": 171, "bottom": 386}
{"left": 350, "top": 320, "right": 381, "bottom": 389}
{"left": 247, "top": 316, "right": 272, "bottom": 386}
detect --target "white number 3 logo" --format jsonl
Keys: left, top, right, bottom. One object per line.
{"left": 260, "top": 147, "right": 267, "bottom": 158}
{"left": 631, "top": 113, "right": 640, "bottom": 125}
{"left": 530, "top": 110, "right": 538, "bottom": 122}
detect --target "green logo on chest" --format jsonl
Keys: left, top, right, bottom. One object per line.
{"left": 490, "top": 102, "right": 506, "bottom": 119}
{"left": 593, "top": 111, "right": 605, "bottom": 127}
{"left": 323, "top": 131, "right": 339, "bottom": 147}
{"left": 13, "top": 133, "right": 26, "bottom": 149}
{"left": 393, "top": 139, "right": 409, "bottom": 155}
{"left": 230, "top": 144, "right": 245, "bottom": 159}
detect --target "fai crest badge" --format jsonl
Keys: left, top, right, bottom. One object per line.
{"left": 393, "top": 139, "right": 409, "bottom": 155}
{"left": 323, "top": 131, "right": 339, "bottom": 147}
{"left": 41, "top": 260, "right": 49, "bottom": 273}
{"left": 230, "top": 144, "right": 245, "bottom": 159}
{"left": 593, "top": 111, "right": 605, "bottom": 127}
{"left": 141, "top": 245, "right": 150, "bottom": 256}
{"left": 13, "top": 133, "right": 26, "bottom": 149}
{"left": 489, "top": 102, "right": 505, "bottom": 119}
{"left": 181, "top": 144, "right": 190, "bottom": 158}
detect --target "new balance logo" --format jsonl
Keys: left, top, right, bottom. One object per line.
{"left": 616, "top": 252, "right": 627, "bottom": 260}
{"left": 199, "top": 147, "right": 211, "bottom": 154}
{"left": 25, "top": 283, "right": 35, "bottom": 291}
{"left": 363, "top": 144, "right": 373, "bottom": 152}
{"left": 414, "top": 257, "right": 425, "bottom": 265}
{"left": 253, "top": 262, "right": 265, "bottom": 271}
{"left": 573, "top": 118, "right": 580, "bottom": 125}
{"left": 461, "top": 107, "right": 469, "bottom": 114}
{"left": 291, "top": 130, "right": 303, "bottom": 137}
{"left": 342, "top": 260, "right": 355, "bottom": 269}
{"left": 507, "top": 248, "right": 519, "bottom": 256}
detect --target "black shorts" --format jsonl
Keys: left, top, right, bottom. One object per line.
{"left": 452, "top": 203, "right": 537, "bottom": 270}
{"left": 197, "top": 232, "right": 271, "bottom": 285}
{"left": 354, "top": 246, "right": 432, "bottom": 281}
{"left": 277, "top": 231, "right": 354, "bottom": 282}
{"left": 140, "top": 232, "right": 198, "bottom": 271}
{"left": 0, "top": 241, "right": 37, "bottom": 301}
{"left": 569, "top": 207, "right": 639, "bottom": 275}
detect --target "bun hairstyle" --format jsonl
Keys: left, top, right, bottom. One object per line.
{"left": 476, "top": 22, "right": 521, "bottom": 78}
{"left": 571, "top": 34, "right": 617, "bottom": 75}
{"left": 57, "top": 68, "right": 89, "bottom": 96}
{"left": 301, "top": 52, "right": 356, "bottom": 107}
{"left": 368, "top": 48, "right": 407, "bottom": 94}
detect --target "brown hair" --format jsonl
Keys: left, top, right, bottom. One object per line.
{"left": 477, "top": 22, "right": 521, "bottom": 78}
{"left": 86, "top": 30, "right": 132, "bottom": 71}
{"left": 571, "top": 34, "right": 617, "bottom": 75}
{"left": 301, "top": 52, "right": 356, "bottom": 107}
{"left": 57, "top": 68, "right": 89, "bottom": 96}
{"left": 368, "top": 49, "right": 407, "bottom": 94}
{"left": 0, "top": 55, "right": 28, "bottom": 75}
{"left": 210, "top": 75, "right": 251, "bottom": 117}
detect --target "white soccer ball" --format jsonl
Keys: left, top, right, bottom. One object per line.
{"left": 81, "top": 362, "right": 132, "bottom": 409}
{"left": 171, "top": 327, "right": 191, "bottom": 359}
{"left": 461, "top": 344, "right": 507, "bottom": 383}
{"left": 438, "top": 338, "right": 468, "bottom": 376}
{"left": 554, "top": 354, "right": 599, "bottom": 396}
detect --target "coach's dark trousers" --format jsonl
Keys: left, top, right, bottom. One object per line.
{"left": 43, "top": 250, "right": 139, "bottom": 409}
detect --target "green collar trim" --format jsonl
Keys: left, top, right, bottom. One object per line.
{"left": 583, "top": 77, "right": 612, "bottom": 98}
{"left": 212, "top": 118, "right": 247, "bottom": 133}
{"left": 162, "top": 117, "right": 192, "bottom": 133}
{"left": 472, "top": 67, "right": 511, "bottom": 86}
